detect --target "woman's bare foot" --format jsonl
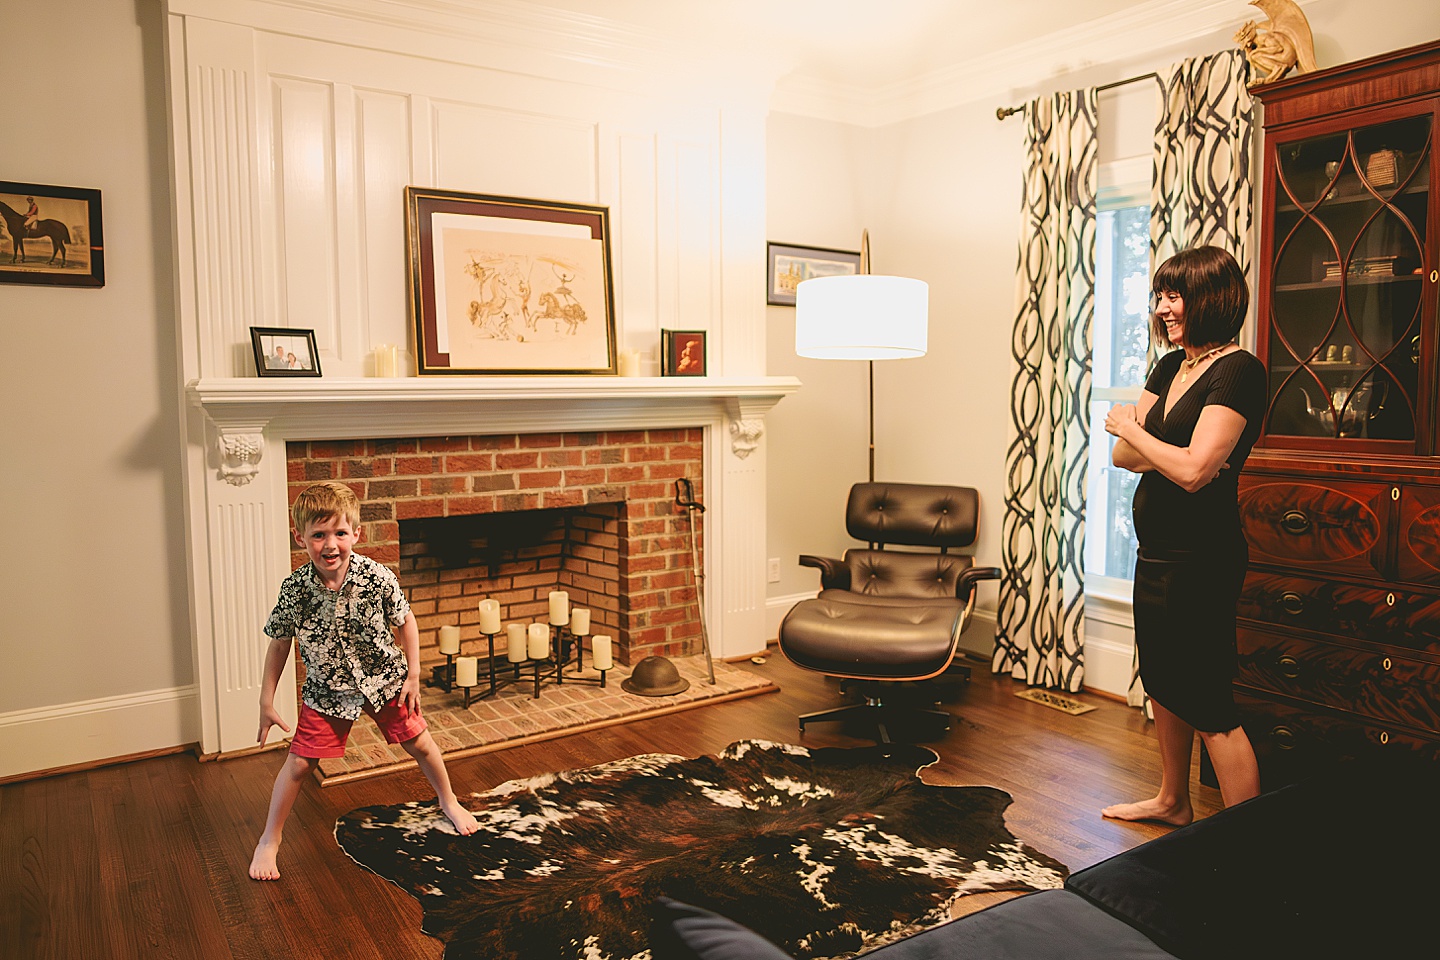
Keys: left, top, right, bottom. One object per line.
{"left": 250, "top": 837, "right": 282, "bottom": 880}
{"left": 1100, "top": 797, "right": 1193, "bottom": 826}
{"left": 441, "top": 798, "right": 480, "bottom": 835}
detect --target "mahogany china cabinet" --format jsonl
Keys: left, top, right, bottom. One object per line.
{"left": 1232, "top": 40, "right": 1440, "bottom": 788}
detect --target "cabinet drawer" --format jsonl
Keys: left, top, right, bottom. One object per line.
{"left": 1397, "top": 485, "right": 1440, "bottom": 587}
{"left": 1236, "top": 691, "right": 1440, "bottom": 790}
{"left": 1237, "top": 629, "right": 1440, "bottom": 734}
{"left": 1237, "top": 570, "right": 1440, "bottom": 654}
{"left": 1238, "top": 477, "right": 1391, "bottom": 578}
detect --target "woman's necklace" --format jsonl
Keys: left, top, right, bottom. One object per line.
{"left": 1179, "top": 344, "right": 1231, "bottom": 383}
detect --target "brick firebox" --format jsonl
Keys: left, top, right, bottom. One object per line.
{"left": 284, "top": 428, "right": 705, "bottom": 666}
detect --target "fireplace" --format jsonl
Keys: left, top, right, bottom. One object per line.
{"left": 185, "top": 376, "right": 797, "bottom": 754}
{"left": 285, "top": 428, "right": 707, "bottom": 664}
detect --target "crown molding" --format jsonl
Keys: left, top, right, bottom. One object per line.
{"left": 165, "top": 0, "right": 731, "bottom": 95}
{"left": 772, "top": 0, "right": 1263, "bottom": 126}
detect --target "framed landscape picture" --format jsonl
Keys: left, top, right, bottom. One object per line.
{"left": 0, "top": 180, "right": 105, "bottom": 287}
{"left": 250, "top": 327, "right": 322, "bottom": 377}
{"left": 405, "top": 187, "right": 617, "bottom": 375}
{"left": 766, "top": 241, "right": 860, "bottom": 306}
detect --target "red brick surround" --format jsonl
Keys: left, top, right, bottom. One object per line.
{"left": 284, "top": 429, "right": 705, "bottom": 665}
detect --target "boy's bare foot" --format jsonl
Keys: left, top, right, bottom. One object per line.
{"left": 1100, "top": 797, "right": 1193, "bottom": 826}
{"left": 441, "top": 798, "right": 480, "bottom": 835}
{"left": 250, "top": 838, "right": 282, "bottom": 880}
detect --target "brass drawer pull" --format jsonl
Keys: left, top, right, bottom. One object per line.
{"left": 1277, "top": 655, "right": 1302, "bottom": 679}
{"left": 1379, "top": 731, "right": 1390, "bottom": 745}
{"left": 1280, "top": 510, "right": 1311, "bottom": 535}
{"left": 1279, "top": 592, "right": 1306, "bottom": 616}
{"left": 1392, "top": 486, "right": 1401, "bottom": 501}
{"left": 1382, "top": 657, "right": 1393, "bottom": 671}
{"left": 1271, "top": 725, "right": 1297, "bottom": 749}
{"left": 1387, "top": 593, "right": 1396, "bottom": 606}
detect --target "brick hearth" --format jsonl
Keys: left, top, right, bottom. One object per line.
{"left": 284, "top": 429, "right": 705, "bottom": 665}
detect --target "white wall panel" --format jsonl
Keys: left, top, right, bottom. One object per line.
{"left": 357, "top": 90, "right": 414, "bottom": 363}
{"left": 432, "top": 102, "right": 598, "bottom": 204}
{"left": 192, "top": 64, "right": 260, "bottom": 375}
{"left": 614, "top": 130, "right": 659, "bottom": 357}
{"left": 674, "top": 139, "right": 719, "bottom": 351}
{"left": 272, "top": 77, "right": 341, "bottom": 358}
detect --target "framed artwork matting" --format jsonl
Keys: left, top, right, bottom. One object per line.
{"left": 405, "top": 187, "right": 617, "bottom": 375}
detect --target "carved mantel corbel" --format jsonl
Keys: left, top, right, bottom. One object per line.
{"left": 217, "top": 431, "right": 265, "bottom": 485}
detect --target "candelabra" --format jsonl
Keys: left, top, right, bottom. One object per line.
{"left": 425, "top": 616, "right": 613, "bottom": 704}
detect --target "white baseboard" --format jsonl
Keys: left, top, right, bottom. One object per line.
{"left": 0, "top": 686, "right": 200, "bottom": 781}
{"left": 764, "top": 590, "right": 817, "bottom": 643}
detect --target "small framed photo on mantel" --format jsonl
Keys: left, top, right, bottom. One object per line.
{"left": 251, "top": 327, "right": 322, "bottom": 377}
{"left": 662, "top": 329, "right": 707, "bottom": 376}
{"left": 0, "top": 180, "right": 105, "bottom": 287}
{"left": 766, "top": 241, "right": 860, "bottom": 306}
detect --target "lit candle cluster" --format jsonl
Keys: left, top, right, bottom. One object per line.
{"left": 428, "top": 590, "right": 612, "bottom": 703}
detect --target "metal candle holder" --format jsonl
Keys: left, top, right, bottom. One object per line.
{"left": 424, "top": 624, "right": 610, "bottom": 702}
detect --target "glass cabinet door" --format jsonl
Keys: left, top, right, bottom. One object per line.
{"left": 1261, "top": 110, "right": 1432, "bottom": 451}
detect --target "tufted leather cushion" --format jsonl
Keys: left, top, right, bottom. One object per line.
{"left": 778, "top": 595, "right": 964, "bottom": 679}
{"left": 843, "top": 549, "right": 973, "bottom": 599}
{"left": 846, "top": 483, "right": 978, "bottom": 548}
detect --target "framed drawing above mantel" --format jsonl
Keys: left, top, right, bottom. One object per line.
{"left": 405, "top": 187, "right": 617, "bottom": 375}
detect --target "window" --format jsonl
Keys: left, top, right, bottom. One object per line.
{"left": 1085, "top": 166, "right": 1151, "bottom": 595}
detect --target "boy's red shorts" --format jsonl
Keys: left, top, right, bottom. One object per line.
{"left": 289, "top": 696, "right": 427, "bottom": 759}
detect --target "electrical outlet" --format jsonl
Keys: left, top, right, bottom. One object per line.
{"left": 767, "top": 558, "right": 781, "bottom": 583}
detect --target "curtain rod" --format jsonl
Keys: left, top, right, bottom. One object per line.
{"left": 995, "top": 71, "right": 1161, "bottom": 120}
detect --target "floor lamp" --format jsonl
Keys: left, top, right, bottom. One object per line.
{"left": 794, "top": 230, "right": 928, "bottom": 481}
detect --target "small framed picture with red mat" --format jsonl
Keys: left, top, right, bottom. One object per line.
{"left": 662, "top": 329, "right": 706, "bottom": 376}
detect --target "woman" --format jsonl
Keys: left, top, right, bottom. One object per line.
{"left": 1102, "top": 245, "right": 1267, "bottom": 824}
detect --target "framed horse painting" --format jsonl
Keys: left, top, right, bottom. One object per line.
{"left": 404, "top": 187, "right": 617, "bottom": 375}
{"left": 0, "top": 181, "right": 105, "bottom": 287}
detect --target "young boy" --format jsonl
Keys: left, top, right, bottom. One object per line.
{"left": 249, "top": 481, "right": 479, "bottom": 881}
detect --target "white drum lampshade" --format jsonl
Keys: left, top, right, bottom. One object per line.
{"left": 795, "top": 275, "right": 928, "bottom": 360}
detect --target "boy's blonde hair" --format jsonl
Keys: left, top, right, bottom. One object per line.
{"left": 291, "top": 481, "right": 361, "bottom": 532}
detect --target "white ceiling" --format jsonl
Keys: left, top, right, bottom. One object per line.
{"left": 528, "top": 0, "right": 1165, "bottom": 86}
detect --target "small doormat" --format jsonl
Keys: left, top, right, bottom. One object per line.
{"left": 1014, "top": 688, "right": 1096, "bottom": 716}
{"left": 334, "top": 739, "right": 1068, "bottom": 960}
{"left": 315, "top": 655, "right": 774, "bottom": 786}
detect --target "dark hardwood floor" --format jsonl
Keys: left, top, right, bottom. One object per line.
{"left": 0, "top": 653, "right": 1220, "bottom": 960}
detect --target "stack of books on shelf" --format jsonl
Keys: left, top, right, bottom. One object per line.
{"left": 1322, "top": 255, "right": 1400, "bottom": 280}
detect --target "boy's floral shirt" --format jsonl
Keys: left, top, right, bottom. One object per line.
{"left": 264, "top": 554, "right": 412, "bottom": 719}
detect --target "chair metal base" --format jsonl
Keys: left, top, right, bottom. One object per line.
{"left": 798, "top": 679, "right": 958, "bottom": 746}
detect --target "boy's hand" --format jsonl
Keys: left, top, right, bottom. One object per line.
{"left": 257, "top": 704, "right": 292, "bottom": 744}
{"left": 400, "top": 674, "right": 422, "bottom": 714}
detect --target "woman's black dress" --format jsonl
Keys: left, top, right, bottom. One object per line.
{"left": 1131, "top": 349, "right": 1267, "bottom": 732}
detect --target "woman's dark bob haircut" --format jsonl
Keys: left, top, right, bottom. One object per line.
{"left": 1151, "top": 245, "right": 1249, "bottom": 349}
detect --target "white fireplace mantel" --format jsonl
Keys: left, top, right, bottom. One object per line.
{"left": 188, "top": 375, "right": 801, "bottom": 483}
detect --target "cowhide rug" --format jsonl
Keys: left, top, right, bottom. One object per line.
{"left": 334, "top": 739, "right": 1067, "bottom": 960}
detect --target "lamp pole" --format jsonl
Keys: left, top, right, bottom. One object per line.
{"left": 860, "top": 230, "right": 875, "bottom": 482}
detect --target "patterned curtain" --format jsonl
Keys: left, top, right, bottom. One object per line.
{"left": 994, "top": 90, "right": 1098, "bottom": 693}
{"left": 1128, "top": 50, "right": 1255, "bottom": 707}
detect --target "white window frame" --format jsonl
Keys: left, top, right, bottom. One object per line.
{"left": 1086, "top": 156, "right": 1151, "bottom": 607}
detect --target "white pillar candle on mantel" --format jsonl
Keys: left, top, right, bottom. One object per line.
{"left": 548, "top": 590, "right": 570, "bottom": 626}
{"left": 591, "top": 635, "right": 613, "bottom": 671}
{"left": 478, "top": 598, "right": 501, "bottom": 635}
{"left": 570, "top": 607, "right": 591, "bottom": 636}
{"left": 527, "top": 623, "right": 550, "bottom": 660}
{"left": 373, "top": 343, "right": 399, "bottom": 378}
{"left": 616, "top": 349, "right": 640, "bottom": 377}
{"left": 454, "top": 656, "right": 478, "bottom": 687}
{"left": 506, "top": 623, "right": 527, "bottom": 663}
{"left": 438, "top": 625, "right": 461, "bottom": 655}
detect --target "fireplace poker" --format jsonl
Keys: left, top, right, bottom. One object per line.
{"left": 674, "top": 477, "right": 715, "bottom": 684}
